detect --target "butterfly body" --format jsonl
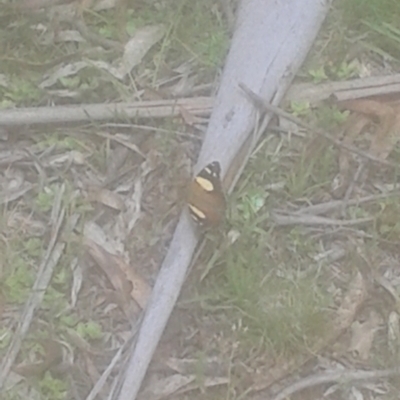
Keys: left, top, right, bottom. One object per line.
{"left": 187, "top": 161, "right": 226, "bottom": 227}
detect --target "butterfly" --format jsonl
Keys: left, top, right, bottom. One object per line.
{"left": 187, "top": 161, "right": 226, "bottom": 228}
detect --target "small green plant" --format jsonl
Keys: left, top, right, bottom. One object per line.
{"left": 38, "top": 372, "right": 67, "bottom": 400}
{"left": 98, "top": 24, "right": 114, "bottom": 39}
{"left": 59, "top": 314, "right": 79, "bottom": 328}
{"left": 315, "top": 105, "right": 349, "bottom": 128}
{"left": 24, "top": 238, "right": 43, "bottom": 258}
{"left": 325, "top": 60, "right": 359, "bottom": 80}
{"left": 290, "top": 101, "right": 311, "bottom": 117}
{"left": 375, "top": 200, "right": 400, "bottom": 240}
{"left": 35, "top": 186, "right": 57, "bottom": 213}
{"left": 125, "top": 13, "right": 137, "bottom": 36}
{"left": 36, "top": 134, "right": 85, "bottom": 152}
{"left": 42, "top": 287, "right": 68, "bottom": 313}
{"left": 76, "top": 321, "right": 103, "bottom": 340}
{"left": 308, "top": 66, "right": 328, "bottom": 83}
{"left": 4, "top": 257, "right": 34, "bottom": 303}
{"left": 285, "top": 157, "right": 313, "bottom": 198}
{"left": 5, "top": 77, "right": 42, "bottom": 105}
{"left": 236, "top": 188, "right": 267, "bottom": 223}
{"left": 53, "top": 268, "right": 69, "bottom": 287}
{"left": 59, "top": 76, "right": 81, "bottom": 90}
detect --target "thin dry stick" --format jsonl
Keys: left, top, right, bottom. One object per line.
{"left": 289, "top": 191, "right": 400, "bottom": 216}
{"left": 239, "top": 83, "right": 397, "bottom": 168}
{"left": 272, "top": 212, "right": 373, "bottom": 227}
{"left": 94, "top": 131, "right": 146, "bottom": 158}
{"left": 271, "top": 368, "right": 400, "bottom": 400}
{"left": 0, "top": 97, "right": 213, "bottom": 126}
{"left": 340, "top": 161, "right": 366, "bottom": 217}
{"left": 0, "top": 185, "right": 77, "bottom": 389}
{"left": 286, "top": 73, "right": 400, "bottom": 103}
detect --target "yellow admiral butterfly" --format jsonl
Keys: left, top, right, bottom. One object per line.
{"left": 187, "top": 161, "right": 226, "bottom": 227}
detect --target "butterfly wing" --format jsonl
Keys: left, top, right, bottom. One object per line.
{"left": 187, "top": 162, "right": 226, "bottom": 227}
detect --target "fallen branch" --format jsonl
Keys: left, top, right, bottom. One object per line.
{"left": 0, "top": 97, "right": 213, "bottom": 126}
{"left": 280, "top": 191, "right": 400, "bottom": 216}
{"left": 3, "top": 74, "right": 400, "bottom": 128}
{"left": 272, "top": 212, "right": 373, "bottom": 227}
{"left": 112, "top": 1, "right": 332, "bottom": 399}
{"left": 286, "top": 73, "right": 400, "bottom": 104}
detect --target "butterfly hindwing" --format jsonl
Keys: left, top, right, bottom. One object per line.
{"left": 187, "top": 161, "right": 226, "bottom": 227}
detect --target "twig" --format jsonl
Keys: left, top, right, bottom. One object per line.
{"left": 286, "top": 73, "right": 400, "bottom": 104}
{"left": 272, "top": 212, "right": 373, "bottom": 227}
{"left": 271, "top": 368, "right": 400, "bottom": 400}
{"left": 0, "top": 185, "right": 80, "bottom": 388}
{"left": 94, "top": 131, "right": 146, "bottom": 159}
{"left": 0, "top": 97, "right": 213, "bottom": 127}
{"left": 283, "top": 191, "right": 400, "bottom": 216}
{"left": 340, "top": 162, "right": 366, "bottom": 217}
{"left": 239, "top": 83, "right": 397, "bottom": 168}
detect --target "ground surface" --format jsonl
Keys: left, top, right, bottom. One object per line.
{"left": 1, "top": 0, "right": 400, "bottom": 399}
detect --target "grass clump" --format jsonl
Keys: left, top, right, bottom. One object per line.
{"left": 201, "top": 224, "right": 330, "bottom": 359}
{"left": 340, "top": 0, "right": 400, "bottom": 58}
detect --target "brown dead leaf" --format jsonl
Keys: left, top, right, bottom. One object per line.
{"left": 339, "top": 99, "right": 398, "bottom": 159}
{"left": 85, "top": 238, "right": 150, "bottom": 309}
{"left": 333, "top": 99, "right": 400, "bottom": 197}
{"left": 86, "top": 186, "right": 126, "bottom": 211}
{"left": 83, "top": 221, "right": 124, "bottom": 255}
{"left": 85, "top": 238, "right": 132, "bottom": 301}
{"left": 83, "top": 351, "right": 101, "bottom": 385}
{"left": 332, "top": 113, "right": 370, "bottom": 198}
{"left": 374, "top": 110, "right": 400, "bottom": 160}
{"left": 13, "top": 339, "right": 63, "bottom": 378}
{"left": 333, "top": 271, "right": 368, "bottom": 332}
{"left": 105, "top": 146, "right": 129, "bottom": 184}
{"left": 115, "top": 256, "right": 151, "bottom": 309}
{"left": 13, "top": 362, "right": 47, "bottom": 379}
{"left": 349, "top": 311, "right": 382, "bottom": 360}
{"left": 141, "top": 148, "right": 161, "bottom": 177}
